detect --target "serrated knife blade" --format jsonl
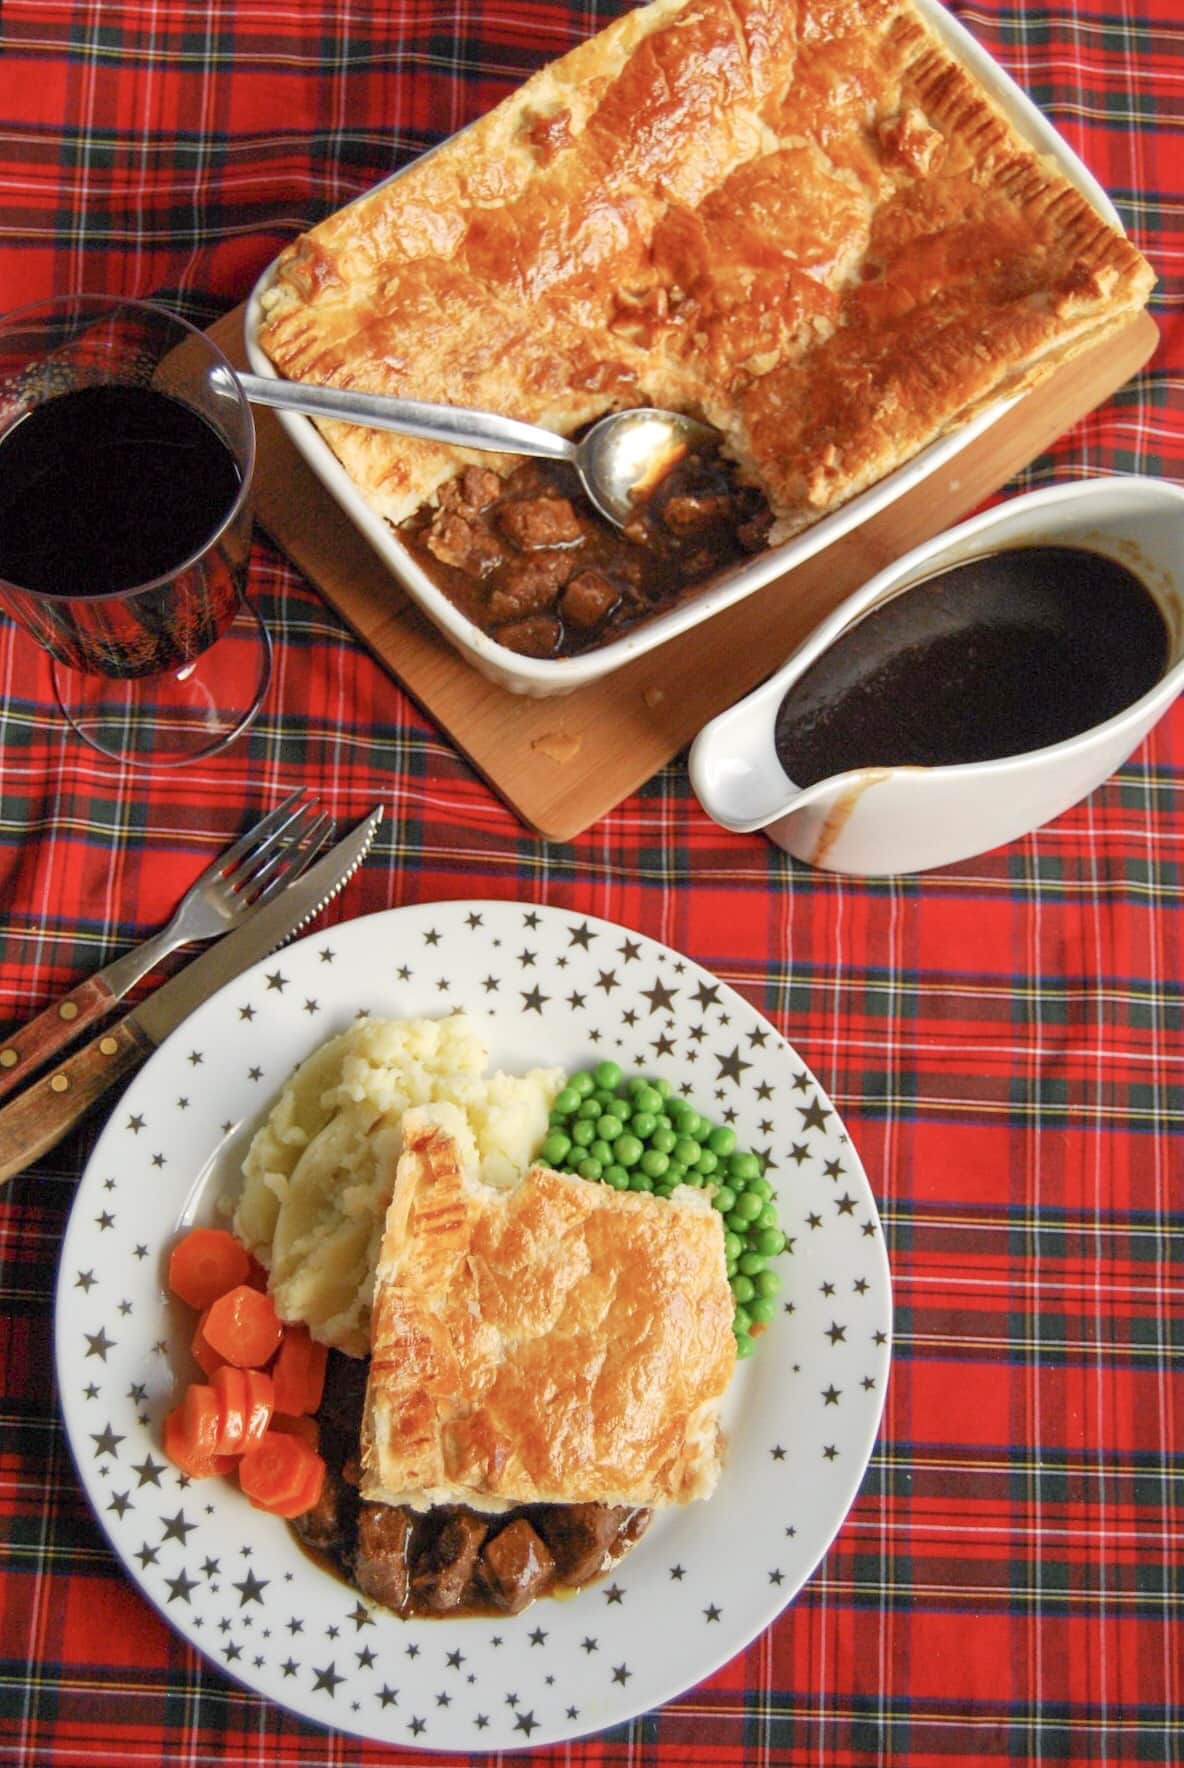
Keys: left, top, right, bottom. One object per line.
{"left": 0, "top": 804, "right": 383, "bottom": 1185}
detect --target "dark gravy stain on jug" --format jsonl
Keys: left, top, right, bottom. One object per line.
{"left": 774, "top": 545, "right": 1170, "bottom": 787}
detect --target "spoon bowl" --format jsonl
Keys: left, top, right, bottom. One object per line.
{"left": 232, "top": 371, "right": 718, "bottom": 529}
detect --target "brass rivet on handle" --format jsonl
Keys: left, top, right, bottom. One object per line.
{"left": 59, "top": 1001, "right": 79, "bottom": 1021}
{"left": 99, "top": 1036, "right": 118, "bottom": 1056}
{"left": 50, "top": 1074, "right": 69, "bottom": 1094}
{"left": 0, "top": 1050, "right": 16, "bottom": 1068}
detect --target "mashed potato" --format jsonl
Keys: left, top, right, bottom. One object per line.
{"left": 231, "top": 1013, "right": 561, "bottom": 1354}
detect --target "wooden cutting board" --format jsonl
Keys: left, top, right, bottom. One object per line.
{"left": 210, "top": 308, "right": 1159, "bottom": 840}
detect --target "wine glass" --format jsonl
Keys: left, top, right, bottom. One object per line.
{"left": 0, "top": 294, "right": 271, "bottom": 766}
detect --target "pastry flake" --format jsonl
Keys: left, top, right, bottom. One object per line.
{"left": 360, "top": 1111, "right": 737, "bottom": 1510}
{"left": 257, "top": 0, "right": 1154, "bottom": 547}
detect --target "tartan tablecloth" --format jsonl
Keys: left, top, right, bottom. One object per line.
{"left": 0, "top": 0, "right": 1181, "bottom": 1762}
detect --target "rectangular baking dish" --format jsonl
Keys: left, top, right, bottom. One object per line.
{"left": 243, "top": 0, "right": 1124, "bottom": 699}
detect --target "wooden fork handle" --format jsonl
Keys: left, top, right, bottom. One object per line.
{"left": 0, "top": 1015, "right": 152, "bottom": 1184}
{"left": 0, "top": 975, "right": 119, "bottom": 1103}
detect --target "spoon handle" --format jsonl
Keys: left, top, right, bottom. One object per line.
{"left": 235, "top": 371, "right": 578, "bottom": 463}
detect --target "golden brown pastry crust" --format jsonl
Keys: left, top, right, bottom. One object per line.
{"left": 258, "top": 0, "right": 1154, "bottom": 540}
{"left": 360, "top": 1114, "right": 736, "bottom": 1510}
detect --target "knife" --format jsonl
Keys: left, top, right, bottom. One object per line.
{"left": 0, "top": 805, "right": 383, "bottom": 1186}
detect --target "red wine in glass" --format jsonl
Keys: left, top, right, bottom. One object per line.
{"left": 0, "top": 382, "right": 245, "bottom": 678}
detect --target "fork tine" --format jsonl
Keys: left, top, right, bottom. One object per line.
{"left": 227, "top": 800, "right": 323, "bottom": 896}
{"left": 188, "top": 789, "right": 308, "bottom": 887}
{"left": 249, "top": 813, "right": 335, "bottom": 908}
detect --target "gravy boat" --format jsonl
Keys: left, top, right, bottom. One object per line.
{"left": 689, "top": 477, "right": 1184, "bottom": 874}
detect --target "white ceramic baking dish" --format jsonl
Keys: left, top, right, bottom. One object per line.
{"left": 243, "top": 0, "right": 1123, "bottom": 698}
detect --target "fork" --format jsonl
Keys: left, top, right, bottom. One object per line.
{"left": 0, "top": 790, "right": 333, "bottom": 1102}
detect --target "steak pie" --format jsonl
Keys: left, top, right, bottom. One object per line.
{"left": 258, "top": 0, "right": 1154, "bottom": 627}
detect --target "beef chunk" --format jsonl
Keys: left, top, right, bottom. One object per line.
{"left": 425, "top": 510, "right": 505, "bottom": 574}
{"left": 479, "top": 1518, "right": 555, "bottom": 1614}
{"left": 561, "top": 570, "right": 619, "bottom": 630}
{"left": 498, "top": 495, "right": 583, "bottom": 549}
{"left": 487, "top": 551, "right": 574, "bottom": 623}
{"left": 410, "top": 1511, "right": 488, "bottom": 1613}
{"left": 293, "top": 1463, "right": 358, "bottom": 1559}
{"left": 438, "top": 465, "right": 504, "bottom": 515}
{"left": 534, "top": 1503, "right": 649, "bottom": 1586}
{"left": 493, "top": 613, "right": 563, "bottom": 657}
{"left": 354, "top": 1502, "right": 415, "bottom": 1613}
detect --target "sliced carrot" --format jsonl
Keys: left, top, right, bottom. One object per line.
{"left": 191, "top": 1308, "right": 227, "bottom": 1378}
{"left": 181, "top": 1381, "right": 221, "bottom": 1461}
{"left": 210, "top": 1364, "right": 274, "bottom": 1456}
{"left": 163, "top": 1394, "right": 234, "bottom": 1479}
{"left": 285, "top": 1452, "right": 326, "bottom": 1519}
{"left": 238, "top": 1430, "right": 326, "bottom": 1518}
{"left": 270, "top": 1412, "right": 320, "bottom": 1450}
{"left": 168, "top": 1227, "right": 250, "bottom": 1312}
{"left": 201, "top": 1284, "right": 284, "bottom": 1369}
{"left": 270, "top": 1323, "right": 328, "bottom": 1416}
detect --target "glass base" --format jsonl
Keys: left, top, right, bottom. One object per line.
{"left": 51, "top": 599, "right": 272, "bottom": 767}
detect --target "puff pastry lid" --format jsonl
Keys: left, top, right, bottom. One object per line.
{"left": 258, "top": 0, "right": 1154, "bottom": 540}
{"left": 360, "top": 1111, "right": 737, "bottom": 1512}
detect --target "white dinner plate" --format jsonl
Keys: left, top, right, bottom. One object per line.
{"left": 55, "top": 901, "right": 892, "bottom": 1751}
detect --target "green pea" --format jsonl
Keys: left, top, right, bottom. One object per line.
{"left": 732, "top": 1304, "right": 751, "bottom": 1334}
{"left": 724, "top": 1231, "right": 743, "bottom": 1261}
{"left": 653, "top": 1113, "right": 673, "bottom": 1132}
{"left": 571, "top": 1119, "right": 596, "bottom": 1147}
{"left": 666, "top": 1164, "right": 690, "bottom": 1185}
{"left": 553, "top": 1086, "right": 582, "bottom": 1116}
{"left": 748, "top": 1296, "right": 777, "bottom": 1326}
{"left": 708, "top": 1125, "right": 736, "bottom": 1157}
{"left": 615, "top": 1133, "right": 643, "bottom": 1168}
{"left": 692, "top": 1117, "right": 713, "bottom": 1142}
{"left": 672, "top": 1106, "right": 700, "bottom": 1136}
{"left": 673, "top": 1136, "right": 700, "bottom": 1167}
{"left": 589, "top": 1139, "right": 614, "bottom": 1167}
{"left": 653, "top": 1077, "right": 673, "bottom": 1099}
{"left": 754, "top": 1268, "right": 782, "bottom": 1298}
{"left": 577, "top": 1096, "right": 602, "bottom": 1119}
{"left": 577, "top": 1157, "right": 603, "bottom": 1180}
{"left": 641, "top": 1148, "right": 669, "bottom": 1179}
{"left": 733, "top": 1190, "right": 763, "bottom": 1223}
{"left": 604, "top": 1164, "right": 630, "bottom": 1190}
{"left": 541, "top": 1130, "right": 572, "bottom": 1166}
{"left": 755, "top": 1227, "right": 785, "bottom": 1257}
{"left": 726, "top": 1209, "right": 751, "bottom": 1235}
{"left": 748, "top": 1176, "right": 773, "bottom": 1201}
{"left": 630, "top": 1172, "right": 654, "bottom": 1192}
{"left": 757, "top": 1202, "right": 780, "bottom": 1231}
{"left": 598, "top": 1114, "right": 624, "bottom": 1143}
{"left": 630, "top": 1111, "right": 657, "bottom": 1139}
{"left": 738, "top": 1250, "right": 767, "bottom": 1276}
{"left": 730, "top": 1273, "right": 755, "bottom": 1304}
{"left": 633, "top": 1085, "right": 663, "bottom": 1115}
{"left": 713, "top": 1184, "right": 737, "bottom": 1214}
{"left": 728, "top": 1151, "right": 762, "bottom": 1184}
{"left": 651, "top": 1126, "right": 677, "bottom": 1154}
{"left": 696, "top": 1148, "right": 719, "bottom": 1177}
{"left": 734, "top": 1332, "right": 756, "bottom": 1359}
{"left": 654, "top": 1181, "right": 676, "bottom": 1199}
{"left": 594, "top": 1060, "right": 622, "bottom": 1091}
{"left": 626, "top": 1075, "right": 649, "bottom": 1096}
{"left": 569, "top": 1070, "right": 596, "bottom": 1097}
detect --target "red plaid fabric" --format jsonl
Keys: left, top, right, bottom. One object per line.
{"left": 0, "top": 0, "right": 1181, "bottom": 1763}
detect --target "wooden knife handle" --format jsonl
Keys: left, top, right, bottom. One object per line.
{"left": 0, "top": 1016, "right": 152, "bottom": 1184}
{"left": 0, "top": 975, "right": 118, "bottom": 1104}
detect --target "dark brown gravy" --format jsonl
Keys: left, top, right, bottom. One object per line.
{"left": 774, "top": 545, "right": 1170, "bottom": 786}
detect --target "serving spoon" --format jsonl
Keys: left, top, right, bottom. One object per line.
{"left": 233, "top": 370, "right": 718, "bottom": 529}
